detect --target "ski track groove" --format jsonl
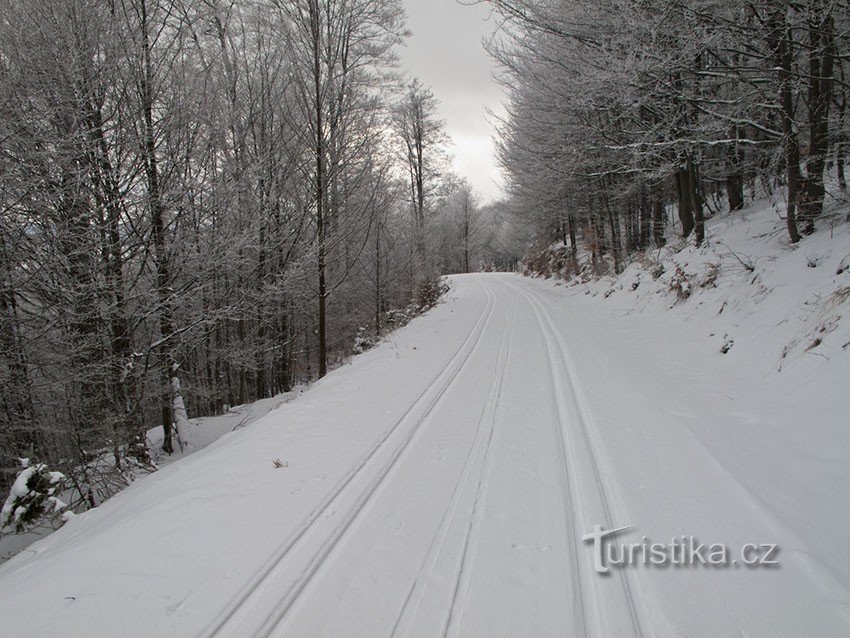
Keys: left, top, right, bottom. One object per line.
{"left": 201, "top": 281, "right": 497, "bottom": 638}
{"left": 441, "top": 286, "right": 514, "bottom": 638}
{"left": 388, "top": 285, "right": 515, "bottom": 638}
{"left": 252, "top": 281, "right": 500, "bottom": 638}
{"left": 500, "top": 278, "right": 589, "bottom": 637}
{"left": 502, "top": 277, "right": 645, "bottom": 638}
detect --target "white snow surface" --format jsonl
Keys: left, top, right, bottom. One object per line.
{"left": 0, "top": 204, "right": 849, "bottom": 637}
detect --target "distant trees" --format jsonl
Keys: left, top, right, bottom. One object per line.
{"left": 438, "top": 179, "right": 488, "bottom": 274}
{"left": 274, "top": 0, "right": 405, "bottom": 378}
{"left": 393, "top": 79, "right": 450, "bottom": 285}
{"left": 454, "top": 182, "right": 480, "bottom": 274}
{"left": 483, "top": 0, "right": 850, "bottom": 266}
{"left": 0, "top": 0, "right": 469, "bottom": 508}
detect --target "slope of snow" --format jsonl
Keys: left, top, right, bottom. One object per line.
{"left": 0, "top": 389, "right": 302, "bottom": 566}
{"left": 0, "top": 203, "right": 848, "bottom": 637}
{"left": 572, "top": 197, "right": 850, "bottom": 374}
{"left": 522, "top": 197, "right": 850, "bottom": 634}
{"left": 145, "top": 389, "right": 304, "bottom": 464}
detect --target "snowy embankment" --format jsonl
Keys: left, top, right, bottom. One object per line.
{"left": 0, "top": 282, "right": 498, "bottom": 636}
{"left": 145, "top": 390, "right": 303, "bottom": 464}
{"left": 562, "top": 199, "right": 850, "bottom": 372}
{"left": 0, "top": 389, "right": 301, "bottom": 564}
{"left": 0, "top": 199, "right": 847, "bottom": 637}
{"left": 520, "top": 197, "right": 850, "bottom": 634}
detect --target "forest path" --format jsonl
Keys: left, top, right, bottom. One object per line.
{"left": 0, "top": 275, "right": 847, "bottom": 637}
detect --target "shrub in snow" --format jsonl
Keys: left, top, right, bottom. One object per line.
{"left": 382, "top": 280, "right": 448, "bottom": 331}
{"left": 701, "top": 262, "right": 720, "bottom": 289}
{"left": 353, "top": 327, "right": 374, "bottom": 354}
{"left": 1, "top": 460, "right": 69, "bottom": 533}
{"left": 384, "top": 308, "right": 409, "bottom": 328}
{"left": 521, "top": 243, "right": 579, "bottom": 280}
{"left": 669, "top": 266, "right": 692, "bottom": 301}
{"left": 415, "top": 278, "right": 449, "bottom": 311}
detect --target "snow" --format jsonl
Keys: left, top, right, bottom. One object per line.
{"left": 1, "top": 465, "right": 66, "bottom": 530}
{"left": 0, "top": 390, "right": 303, "bottom": 565}
{"left": 7, "top": 467, "right": 38, "bottom": 500}
{"left": 144, "top": 389, "right": 302, "bottom": 464}
{"left": 170, "top": 375, "right": 192, "bottom": 452}
{"left": 0, "top": 199, "right": 847, "bottom": 637}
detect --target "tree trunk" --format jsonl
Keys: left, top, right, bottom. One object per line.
{"left": 255, "top": 220, "right": 268, "bottom": 400}
{"left": 652, "top": 190, "right": 666, "bottom": 248}
{"left": 601, "top": 183, "right": 623, "bottom": 274}
{"left": 311, "top": 2, "right": 328, "bottom": 379}
{"left": 675, "top": 167, "right": 695, "bottom": 238}
{"left": 638, "top": 187, "right": 651, "bottom": 250}
{"left": 567, "top": 212, "right": 577, "bottom": 255}
{"left": 688, "top": 157, "right": 705, "bottom": 246}
{"left": 769, "top": 7, "right": 802, "bottom": 244}
{"left": 463, "top": 200, "right": 470, "bottom": 274}
{"left": 725, "top": 126, "right": 745, "bottom": 212}
{"left": 837, "top": 71, "right": 847, "bottom": 190}
{"left": 801, "top": 10, "right": 835, "bottom": 233}
{"left": 0, "top": 233, "right": 39, "bottom": 493}
{"left": 170, "top": 373, "right": 190, "bottom": 452}
{"left": 139, "top": 0, "right": 179, "bottom": 452}
{"left": 374, "top": 218, "right": 383, "bottom": 337}
{"left": 87, "top": 97, "right": 137, "bottom": 446}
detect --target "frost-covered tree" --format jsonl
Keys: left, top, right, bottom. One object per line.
{"left": 0, "top": 0, "right": 456, "bottom": 512}
{"left": 481, "top": 0, "right": 850, "bottom": 265}
{"left": 0, "top": 460, "right": 69, "bottom": 534}
{"left": 394, "top": 79, "right": 451, "bottom": 284}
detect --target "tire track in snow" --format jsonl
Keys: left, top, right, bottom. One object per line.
{"left": 233, "top": 281, "right": 498, "bottom": 638}
{"left": 501, "top": 276, "right": 645, "bottom": 638}
{"left": 387, "top": 285, "right": 515, "bottom": 638}
{"left": 202, "top": 281, "right": 497, "bottom": 638}
{"left": 499, "top": 277, "right": 589, "bottom": 637}
{"left": 254, "top": 281, "right": 499, "bottom": 637}
{"left": 440, "top": 284, "right": 514, "bottom": 638}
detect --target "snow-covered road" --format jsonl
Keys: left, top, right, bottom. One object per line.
{"left": 0, "top": 274, "right": 847, "bottom": 637}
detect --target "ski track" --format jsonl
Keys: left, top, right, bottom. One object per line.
{"left": 389, "top": 283, "right": 515, "bottom": 638}
{"left": 501, "top": 277, "right": 645, "bottom": 638}
{"left": 215, "top": 276, "right": 647, "bottom": 638}
{"left": 255, "top": 282, "right": 501, "bottom": 637}
{"left": 500, "top": 277, "right": 589, "bottom": 637}
{"left": 202, "top": 281, "right": 497, "bottom": 638}
{"left": 440, "top": 287, "right": 513, "bottom": 638}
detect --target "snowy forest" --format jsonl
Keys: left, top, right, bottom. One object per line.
{"left": 488, "top": 0, "right": 849, "bottom": 271}
{"left": 0, "top": 0, "right": 514, "bottom": 507}
{"left": 1, "top": 0, "right": 850, "bottom": 541}
{"left": 0, "top": 1, "right": 849, "bottom": 635}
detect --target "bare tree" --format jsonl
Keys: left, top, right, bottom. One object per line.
{"left": 394, "top": 79, "right": 450, "bottom": 284}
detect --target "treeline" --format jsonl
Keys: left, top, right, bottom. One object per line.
{"left": 485, "top": 0, "right": 849, "bottom": 271}
{"left": 0, "top": 0, "right": 504, "bottom": 505}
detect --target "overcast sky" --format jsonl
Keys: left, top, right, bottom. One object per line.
{"left": 399, "top": 0, "right": 505, "bottom": 203}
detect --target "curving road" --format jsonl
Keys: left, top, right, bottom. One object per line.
{"left": 0, "top": 274, "right": 847, "bottom": 637}
{"left": 200, "top": 277, "right": 646, "bottom": 638}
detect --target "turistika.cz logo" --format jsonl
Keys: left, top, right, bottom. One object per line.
{"left": 582, "top": 525, "right": 780, "bottom": 574}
